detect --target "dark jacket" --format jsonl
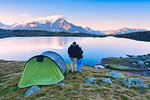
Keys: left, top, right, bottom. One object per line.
{"left": 68, "top": 44, "right": 83, "bottom": 59}
{"left": 76, "top": 47, "right": 83, "bottom": 59}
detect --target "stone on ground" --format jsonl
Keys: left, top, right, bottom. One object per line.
{"left": 102, "top": 78, "right": 112, "bottom": 84}
{"left": 94, "top": 65, "right": 105, "bottom": 69}
{"left": 58, "top": 82, "right": 66, "bottom": 86}
{"left": 85, "top": 77, "right": 97, "bottom": 84}
{"left": 24, "top": 85, "right": 41, "bottom": 98}
{"left": 121, "top": 78, "right": 148, "bottom": 88}
{"left": 107, "top": 71, "right": 126, "bottom": 79}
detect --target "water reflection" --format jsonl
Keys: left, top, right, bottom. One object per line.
{"left": 0, "top": 36, "right": 150, "bottom": 65}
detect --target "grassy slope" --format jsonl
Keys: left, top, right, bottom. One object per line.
{"left": 0, "top": 60, "right": 150, "bottom": 100}
{"left": 106, "top": 64, "right": 140, "bottom": 71}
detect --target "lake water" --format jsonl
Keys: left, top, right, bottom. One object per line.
{"left": 0, "top": 36, "right": 150, "bottom": 65}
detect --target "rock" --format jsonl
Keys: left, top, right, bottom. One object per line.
{"left": 24, "top": 85, "right": 41, "bottom": 98}
{"left": 147, "top": 68, "right": 150, "bottom": 71}
{"left": 137, "top": 61, "right": 145, "bottom": 66}
{"left": 16, "top": 96, "right": 21, "bottom": 99}
{"left": 38, "top": 96, "right": 45, "bottom": 99}
{"left": 85, "top": 77, "right": 97, "bottom": 84}
{"left": 145, "top": 63, "right": 149, "bottom": 66}
{"left": 58, "top": 82, "right": 66, "bottom": 86}
{"left": 132, "top": 63, "right": 138, "bottom": 66}
{"left": 146, "top": 56, "right": 150, "bottom": 59}
{"left": 121, "top": 78, "right": 148, "bottom": 88}
{"left": 107, "top": 71, "right": 126, "bottom": 79}
{"left": 89, "top": 98, "right": 93, "bottom": 100}
{"left": 94, "top": 65, "right": 105, "bottom": 69}
{"left": 126, "top": 55, "right": 134, "bottom": 59}
{"left": 145, "top": 59, "right": 150, "bottom": 62}
{"left": 147, "top": 71, "right": 150, "bottom": 74}
{"left": 102, "top": 78, "right": 112, "bottom": 84}
{"left": 130, "top": 59, "right": 137, "bottom": 63}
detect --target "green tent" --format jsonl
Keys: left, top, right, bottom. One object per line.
{"left": 18, "top": 51, "right": 70, "bottom": 88}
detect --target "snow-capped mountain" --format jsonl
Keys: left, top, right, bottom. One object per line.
{"left": 102, "top": 27, "right": 147, "bottom": 35}
{"left": 0, "top": 22, "right": 10, "bottom": 29}
{"left": 11, "top": 15, "right": 89, "bottom": 33}
{"left": 0, "top": 22, "right": 4, "bottom": 27}
{"left": 2, "top": 15, "right": 148, "bottom": 35}
{"left": 84, "top": 27, "right": 104, "bottom": 35}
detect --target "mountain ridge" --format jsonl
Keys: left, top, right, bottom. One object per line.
{"left": 0, "top": 15, "right": 148, "bottom": 35}
{"left": 103, "top": 27, "right": 147, "bottom": 35}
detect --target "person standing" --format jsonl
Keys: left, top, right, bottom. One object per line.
{"left": 68, "top": 42, "right": 79, "bottom": 72}
{"left": 76, "top": 47, "right": 83, "bottom": 73}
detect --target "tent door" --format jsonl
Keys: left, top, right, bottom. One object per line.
{"left": 36, "top": 56, "right": 44, "bottom": 62}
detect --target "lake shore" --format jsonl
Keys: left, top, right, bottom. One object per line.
{"left": 0, "top": 29, "right": 150, "bottom": 42}
{"left": 0, "top": 29, "right": 107, "bottom": 39}
{"left": 99, "top": 54, "right": 150, "bottom": 77}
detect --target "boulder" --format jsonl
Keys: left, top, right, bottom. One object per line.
{"left": 85, "top": 77, "right": 97, "bottom": 84}
{"left": 145, "top": 59, "right": 150, "bottom": 62}
{"left": 146, "top": 68, "right": 150, "bottom": 71}
{"left": 121, "top": 78, "right": 148, "bottom": 88}
{"left": 145, "top": 62, "right": 149, "bottom": 66}
{"left": 130, "top": 59, "right": 137, "bottom": 63}
{"left": 58, "top": 82, "right": 66, "bottom": 86}
{"left": 137, "top": 61, "right": 145, "bottom": 66}
{"left": 102, "top": 78, "right": 112, "bottom": 84}
{"left": 24, "top": 85, "right": 41, "bottom": 98}
{"left": 126, "top": 55, "right": 134, "bottom": 59}
{"left": 147, "top": 71, "right": 150, "bottom": 74}
{"left": 94, "top": 65, "right": 105, "bottom": 69}
{"left": 132, "top": 63, "right": 138, "bottom": 66}
{"left": 107, "top": 71, "right": 126, "bottom": 79}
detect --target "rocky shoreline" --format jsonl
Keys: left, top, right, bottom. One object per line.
{"left": 98, "top": 54, "right": 150, "bottom": 77}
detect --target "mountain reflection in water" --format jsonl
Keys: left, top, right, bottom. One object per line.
{"left": 0, "top": 36, "right": 150, "bottom": 65}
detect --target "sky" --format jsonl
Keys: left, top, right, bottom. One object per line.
{"left": 0, "top": 0, "right": 150, "bottom": 30}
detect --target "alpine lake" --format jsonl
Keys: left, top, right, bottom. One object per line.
{"left": 0, "top": 36, "right": 150, "bottom": 66}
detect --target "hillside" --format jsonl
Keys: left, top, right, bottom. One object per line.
{"left": 114, "top": 31, "right": 150, "bottom": 42}
{"left": 0, "top": 60, "right": 150, "bottom": 100}
{"left": 0, "top": 29, "right": 105, "bottom": 38}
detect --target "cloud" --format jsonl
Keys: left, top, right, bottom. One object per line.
{"left": 19, "top": 13, "right": 32, "bottom": 17}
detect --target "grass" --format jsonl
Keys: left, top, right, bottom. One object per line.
{"left": 106, "top": 64, "right": 140, "bottom": 71}
{"left": 0, "top": 60, "right": 150, "bottom": 100}
{"left": 105, "top": 57, "right": 126, "bottom": 63}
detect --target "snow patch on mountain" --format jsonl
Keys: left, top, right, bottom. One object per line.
{"left": 12, "top": 15, "right": 65, "bottom": 27}
{"left": 0, "top": 22, "right": 10, "bottom": 29}
{"left": 102, "top": 27, "right": 147, "bottom": 35}
{"left": 0, "top": 22, "right": 4, "bottom": 27}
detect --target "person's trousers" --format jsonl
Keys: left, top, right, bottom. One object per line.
{"left": 77, "top": 58, "right": 83, "bottom": 73}
{"left": 69, "top": 58, "right": 77, "bottom": 72}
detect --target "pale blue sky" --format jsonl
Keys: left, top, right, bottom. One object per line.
{"left": 0, "top": 0, "right": 150, "bottom": 30}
